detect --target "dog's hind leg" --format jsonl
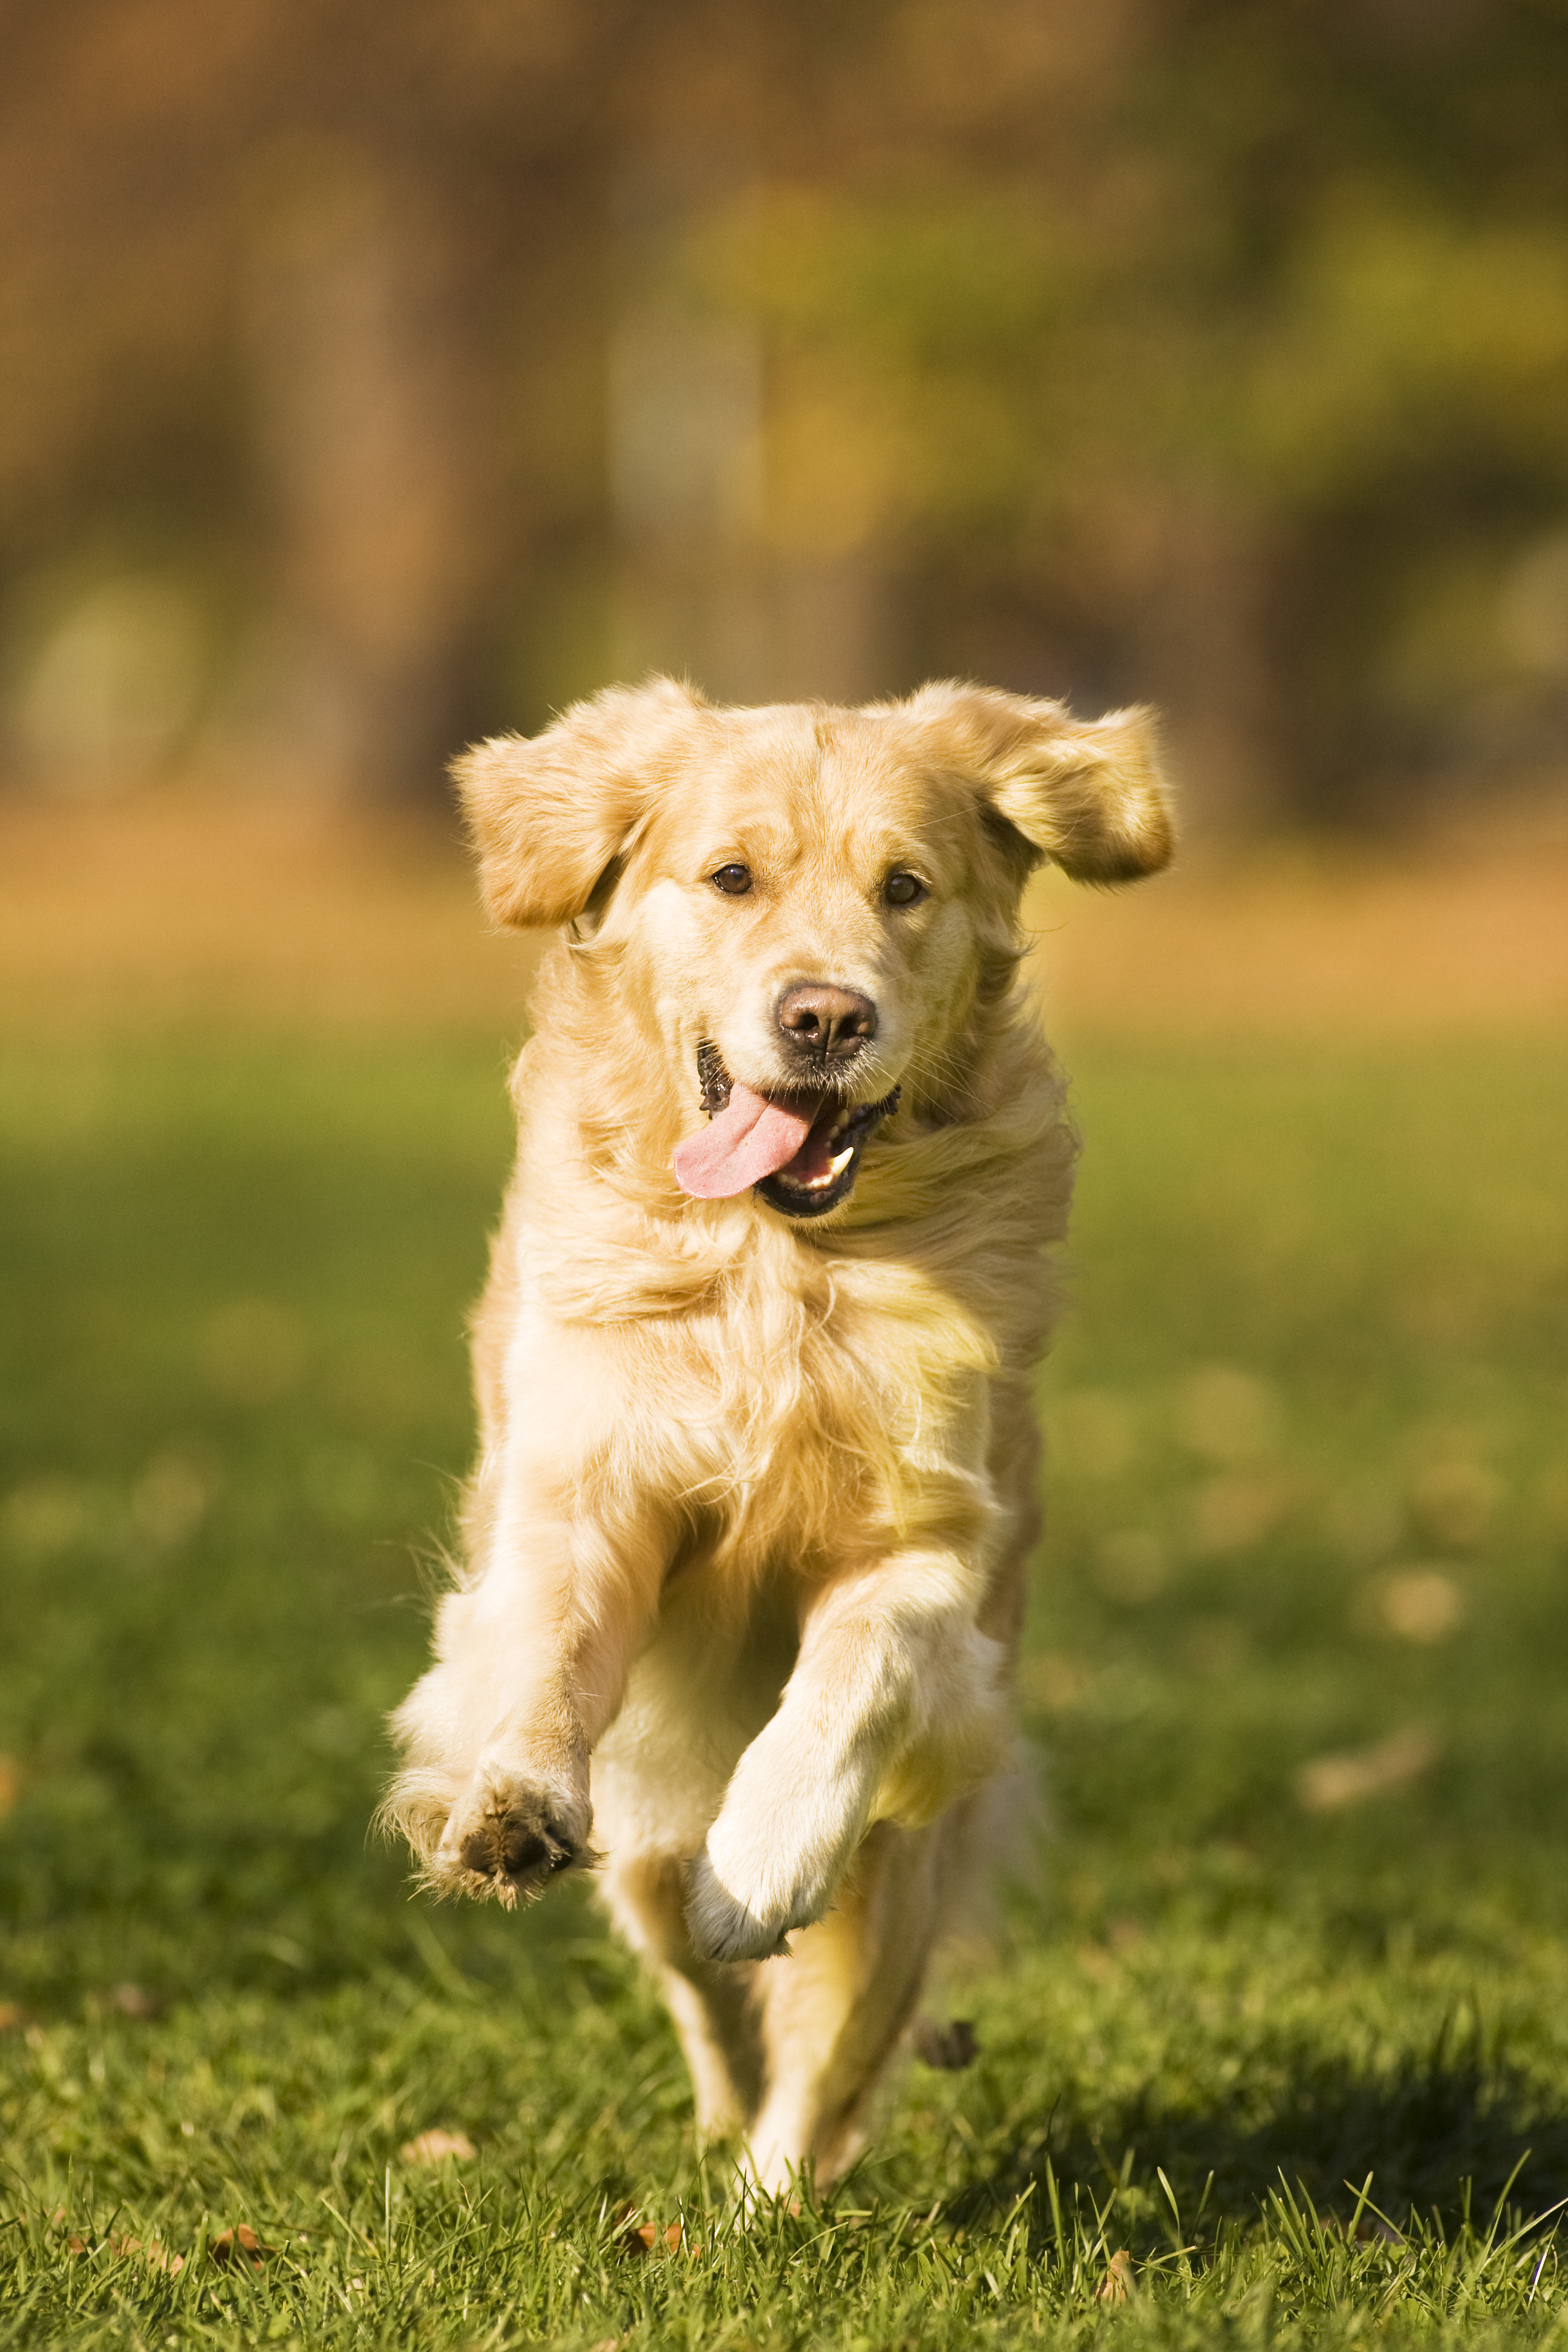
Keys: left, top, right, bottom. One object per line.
{"left": 742, "top": 1813, "right": 953, "bottom": 2195}
{"left": 599, "top": 1851, "right": 765, "bottom": 2143}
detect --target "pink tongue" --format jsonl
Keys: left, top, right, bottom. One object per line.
{"left": 674, "top": 1083, "right": 815, "bottom": 1198}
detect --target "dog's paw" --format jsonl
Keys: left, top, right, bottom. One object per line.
{"left": 685, "top": 1742, "right": 865, "bottom": 1961}
{"left": 684, "top": 1850, "right": 806, "bottom": 1964}
{"left": 434, "top": 1771, "right": 592, "bottom": 1909}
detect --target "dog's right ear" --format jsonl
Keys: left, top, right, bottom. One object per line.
{"left": 454, "top": 678, "right": 704, "bottom": 929}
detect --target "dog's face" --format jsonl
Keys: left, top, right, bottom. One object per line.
{"left": 459, "top": 680, "right": 1172, "bottom": 1219}
{"left": 618, "top": 719, "right": 1003, "bottom": 1215}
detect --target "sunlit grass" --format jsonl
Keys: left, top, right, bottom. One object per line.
{"left": 2, "top": 1030, "right": 1566, "bottom": 2345}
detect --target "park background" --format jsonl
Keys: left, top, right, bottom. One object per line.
{"left": 2, "top": 3, "right": 1568, "bottom": 2343}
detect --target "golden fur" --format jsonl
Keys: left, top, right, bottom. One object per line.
{"left": 384, "top": 676, "right": 1172, "bottom": 2190}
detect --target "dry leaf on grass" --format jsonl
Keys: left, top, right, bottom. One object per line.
{"left": 105, "top": 1981, "right": 164, "bottom": 2020}
{"left": 1295, "top": 1727, "right": 1439, "bottom": 1813}
{"left": 110, "top": 2233, "right": 184, "bottom": 2274}
{"left": 1372, "top": 1567, "right": 1465, "bottom": 1644}
{"left": 615, "top": 2207, "right": 685, "bottom": 2258}
{"left": 0, "top": 2002, "right": 26, "bottom": 2033}
{"left": 64, "top": 2220, "right": 182, "bottom": 2270}
{"left": 209, "top": 2224, "right": 272, "bottom": 2266}
{"left": 1096, "top": 2250, "right": 1137, "bottom": 2302}
{"left": 400, "top": 2128, "right": 475, "bottom": 2164}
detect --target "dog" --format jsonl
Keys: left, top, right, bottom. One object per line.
{"left": 384, "top": 676, "right": 1172, "bottom": 2190}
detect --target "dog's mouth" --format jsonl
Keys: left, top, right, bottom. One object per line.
{"left": 674, "top": 1042, "right": 900, "bottom": 1220}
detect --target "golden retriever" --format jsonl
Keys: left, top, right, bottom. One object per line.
{"left": 385, "top": 677, "right": 1172, "bottom": 2190}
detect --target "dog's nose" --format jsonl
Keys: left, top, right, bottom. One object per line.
{"left": 776, "top": 982, "right": 877, "bottom": 1060}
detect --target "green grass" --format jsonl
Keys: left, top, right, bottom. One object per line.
{"left": 2, "top": 1028, "right": 1567, "bottom": 2347}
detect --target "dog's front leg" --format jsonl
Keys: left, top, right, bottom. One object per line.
{"left": 685, "top": 1556, "right": 1007, "bottom": 1963}
{"left": 388, "top": 1497, "right": 667, "bottom": 1907}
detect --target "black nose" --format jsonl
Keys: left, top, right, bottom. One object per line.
{"left": 776, "top": 982, "right": 878, "bottom": 1060}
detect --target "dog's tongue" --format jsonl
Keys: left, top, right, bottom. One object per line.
{"left": 674, "top": 1083, "right": 815, "bottom": 1198}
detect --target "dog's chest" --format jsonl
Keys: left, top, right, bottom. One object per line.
{"left": 513, "top": 1220, "right": 996, "bottom": 1567}
{"left": 661, "top": 1246, "right": 995, "bottom": 1570}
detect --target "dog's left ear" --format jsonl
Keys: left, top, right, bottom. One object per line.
{"left": 909, "top": 682, "right": 1175, "bottom": 883}
{"left": 455, "top": 678, "right": 704, "bottom": 929}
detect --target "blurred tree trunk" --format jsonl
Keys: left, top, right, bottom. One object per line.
{"left": 1133, "top": 495, "right": 1287, "bottom": 838}
{"left": 245, "top": 143, "right": 505, "bottom": 797}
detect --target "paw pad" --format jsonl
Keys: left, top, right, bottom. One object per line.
{"left": 459, "top": 1812, "right": 575, "bottom": 1886}
{"left": 439, "top": 1786, "right": 589, "bottom": 1907}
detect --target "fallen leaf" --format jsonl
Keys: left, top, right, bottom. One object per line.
{"left": 0, "top": 2002, "right": 25, "bottom": 2033}
{"left": 1373, "top": 1567, "right": 1465, "bottom": 1644}
{"left": 106, "top": 1982, "right": 164, "bottom": 2020}
{"left": 111, "top": 2233, "right": 184, "bottom": 2274}
{"left": 1296, "top": 1728, "right": 1439, "bottom": 1814}
{"left": 67, "top": 2236, "right": 90, "bottom": 2255}
{"left": 616, "top": 2207, "right": 684, "bottom": 2257}
{"left": 400, "top": 2127, "right": 476, "bottom": 2165}
{"left": 209, "top": 2223, "right": 271, "bottom": 2266}
{"left": 1096, "top": 2250, "right": 1137, "bottom": 2302}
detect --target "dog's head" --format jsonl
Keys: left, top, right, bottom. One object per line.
{"left": 458, "top": 678, "right": 1172, "bottom": 1220}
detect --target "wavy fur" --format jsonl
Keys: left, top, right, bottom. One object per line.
{"left": 384, "top": 678, "right": 1172, "bottom": 2187}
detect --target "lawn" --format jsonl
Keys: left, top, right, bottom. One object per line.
{"left": 2, "top": 1025, "right": 1567, "bottom": 2347}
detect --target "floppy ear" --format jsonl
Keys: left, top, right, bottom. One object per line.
{"left": 454, "top": 678, "right": 705, "bottom": 929}
{"left": 906, "top": 682, "right": 1175, "bottom": 883}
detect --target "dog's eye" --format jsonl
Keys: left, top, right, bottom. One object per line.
{"left": 884, "top": 872, "right": 926, "bottom": 908}
{"left": 710, "top": 864, "right": 753, "bottom": 897}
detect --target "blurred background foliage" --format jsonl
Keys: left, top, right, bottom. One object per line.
{"left": 3, "top": 0, "right": 1568, "bottom": 828}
